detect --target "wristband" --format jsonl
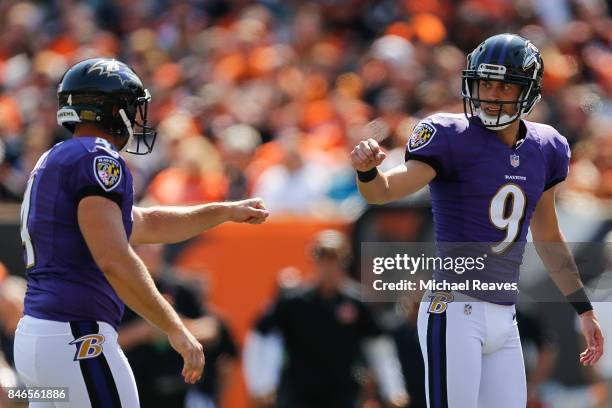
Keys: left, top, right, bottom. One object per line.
{"left": 357, "top": 168, "right": 378, "bottom": 183}
{"left": 566, "top": 287, "right": 593, "bottom": 315}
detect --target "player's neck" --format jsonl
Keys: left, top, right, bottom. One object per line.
{"left": 73, "top": 124, "right": 120, "bottom": 150}
{"left": 494, "top": 120, "right": 521, "bottom": 148}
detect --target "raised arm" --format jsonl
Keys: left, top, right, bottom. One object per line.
{"left": 130, "top": 198, "right": 269, "bottom": 245}
{"left": 78, "top": 196, "right": 204, "bottom": 383}
{"left": 530, "top": 187, "right": 604, "bottom": 366}
{"left": 350, "top": 139, "right": 436, "bottom": 204}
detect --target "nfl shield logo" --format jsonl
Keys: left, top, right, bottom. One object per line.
{"left": 464, "top": 304, "right": 472, "bottom": 315}
{"left": 510, "top": 154, "right": 520, "bottom": 168}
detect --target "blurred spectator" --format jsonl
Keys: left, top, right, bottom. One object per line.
{"left": 243, "top": 229, "right": 407, "bottom": 408}
{"left": 0, "top": 139, "right": 19, "bottom": 202}
{"left": 183, "top": 273, "right": 239, "bottom": 408}
{"left": 0, "top": 272, "right": 26, "bottom": 408}
{"left": 385, "top": 299, "right": 427, "bottom": 408}
{"left": 0, "top": 347, "right": 23, "bottom": 408}
{"left": 252, "top": 130, "right": 331, "bottom": 215}
{"left": 0, "top": 0, "right": 607, "bottom": 215}
{"left": 564, "top": 114, "right": 612, "bottom": 206}
{"left": 589, "top": 231, "right": 612, "bottom": 407}
{"left": 119, "top": 244, "right": 237, "bottom": 408}
{"left": 515, "top": 307, "right": 556, "bottom": 408}
{"left": 0, "top": 274, "right": 26, "bottom": 369}
{"left": 144, "top": 135, "right": 227, "bottom": 205}
{"left": 217, "top": 123, "right": 262, "bottom": 200}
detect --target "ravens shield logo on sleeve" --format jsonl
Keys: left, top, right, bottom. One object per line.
{"left": 408, "top": 122, "right": 437, "bottom": 152}
{"left": 94, "top": 156, "right": 122, "bottom": 191}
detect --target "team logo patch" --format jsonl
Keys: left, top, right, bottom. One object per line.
{"left": 408, "top": 122, "right": 437, "bottom": 152}
{"left": 69, "top": 334, "right": 105, "bottom": 361}
{"left": 427, "top": 291, "right": 454, "bottom": 314}
{"left": 510, "top": 154, "right": 520, "bottom": 168}
{"left": 94, "top": 156, "right": 122, "bottom": 191}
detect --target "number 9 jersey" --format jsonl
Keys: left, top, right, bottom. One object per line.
{"left": 405, "top": 113, "right": 570, "bottom": 303}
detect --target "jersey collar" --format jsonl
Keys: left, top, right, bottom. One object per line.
{"left": 513, "top": 120, "right": 527, "bottom": 149}
{"left": 471, "top": 116, "right": 527, "bottom": 150}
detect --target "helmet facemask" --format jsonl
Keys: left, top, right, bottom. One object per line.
{"left": 122, "top": 89, "right": 157, "bottom": 155}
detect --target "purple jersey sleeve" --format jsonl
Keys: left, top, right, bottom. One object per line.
{"left": 71, "top": 149, "right": 127, "bottom": 208}
{"left": 404, "top": 115, "right": 453, "bottom": 179}
{"left": 542, "top": 128, "right": 570, "bottom": 190}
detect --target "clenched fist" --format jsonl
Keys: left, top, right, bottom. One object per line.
{"left": 350, "top": 138, "right": 387, "bottom": 172}
{"left": 228, "top": 198, "right": 269, "bottom": 224}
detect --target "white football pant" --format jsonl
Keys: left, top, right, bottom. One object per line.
{"left": 417, "top": 291, "right": 526, "bottom": 408}
{"left": 14, "top": 315, "right": 139, "bottom": 408}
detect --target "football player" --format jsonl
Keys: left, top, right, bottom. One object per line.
{"left": 14, "top": 58, "right": 269, "bottom": 407}
{"left": 351, "top": 34, "right": 604, "bottom": 408}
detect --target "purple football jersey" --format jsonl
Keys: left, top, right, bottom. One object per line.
{"left": 21, "top": 137, "right": 133, "bottom": 329}
{"left": 405, "top": 113, "right": 570, "bottom": 303}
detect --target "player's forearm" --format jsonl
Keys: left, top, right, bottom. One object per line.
{"left": 99, "top": 250, "right": 185, "bottom": 335}
{"left": 133, "top": 203, "right": 232, "bottom": 244}
{"left": 356, "top": 161, "right": 435, "bottom": 204}
{"left": 357, "top": 170, "right": 392, "bottom": 204}
{"left": 534, "top": 238, "right": 584, "bottom": 295}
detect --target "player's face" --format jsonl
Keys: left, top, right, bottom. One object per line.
{"left": 478, "top": 80, "right": 523, "bottom": 116}
{"left": 314, "top": 248, "right": 346, "bottom": 285}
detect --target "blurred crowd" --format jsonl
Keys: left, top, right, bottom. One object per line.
{"left": 0, "top": 0, "right": 610, "bottom": 217}
{"left": 0, "top": 1, "right": 611, "bottom": 407}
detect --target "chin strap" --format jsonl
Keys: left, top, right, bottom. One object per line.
{"left": 478, "top": 110, "right": 519, "bottom": 130}
{"left": 118, "top": 109, "right": 135, "bottom": 150}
